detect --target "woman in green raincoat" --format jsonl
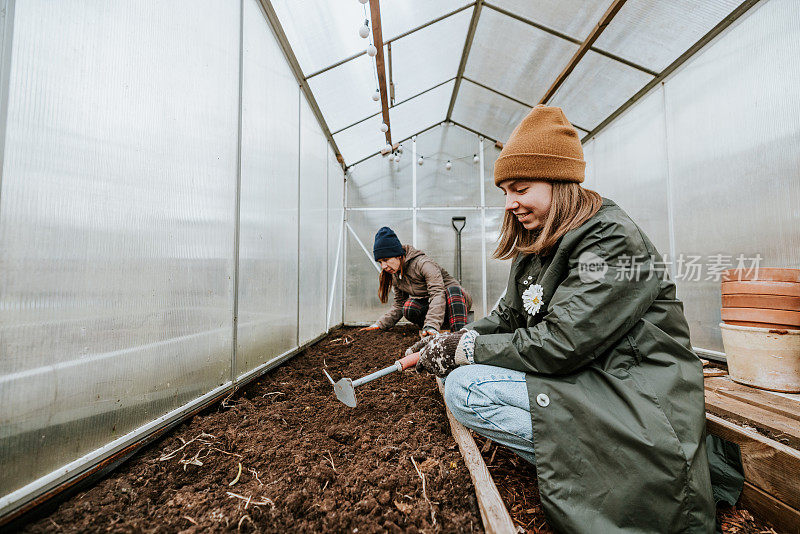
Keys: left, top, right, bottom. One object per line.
{"left": 410, "top": 105, "right": 717, "bottom": 533}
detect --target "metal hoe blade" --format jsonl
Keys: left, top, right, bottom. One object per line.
{"left": 323, "top": 369, "right": 358, "bottom": 407}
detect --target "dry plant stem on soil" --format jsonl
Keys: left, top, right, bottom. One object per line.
{"left": 411, "top": 456, "right": 437, "bottom": 527}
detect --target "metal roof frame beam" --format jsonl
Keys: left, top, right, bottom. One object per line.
{"left": 446, "top": 0, "right": 484, "bottom": 121}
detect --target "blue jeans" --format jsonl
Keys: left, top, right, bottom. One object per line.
{"left": 443, "top": 364, "right": 536, "bottom": 466}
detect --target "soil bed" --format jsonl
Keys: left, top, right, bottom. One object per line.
{"left": 22, "top": 326, "right": 481, "bottom": 533}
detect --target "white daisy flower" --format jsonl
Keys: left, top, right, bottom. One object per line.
{"left": 522, "top": 283, "right": 544, "bottom": 316}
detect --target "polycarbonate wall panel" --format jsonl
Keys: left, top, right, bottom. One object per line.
{"left": 664, "top": 0, "right": 800, "bottom": 352}
{"left": 0, "top": 0, "right": 239, "bottom": 499}
{"left": 465, "top": 7, "right": 578, "bottom": 106}
{"left": 489, "top": 0, "right": 614, "bottom": 41}
{"left": 299, "top": 96, "right": 329, "bottom": 345}
{"left": 345, "top": 211, "right": 413, "bottom": 324}
{"left": 347, "top": 153, "right": 413, "bottom": 208}
{"left": 452, "top": 79, "right": 530, "bottom": 143}
{"left": 548, "top": 50, "right": 654, "bottom": 131}
{"left": 416, "top": 124, "right": 481, "bottom": 207}
{"left": 327, "top": 149, "right": 345, "bottom": 328}
{"left": 485, "top": 209, "right": 514, "bottom": 311}
{"left": 237, "top": 0, "right": 299, "bottom": 377}
{"left": 416, "top": 210, "right": 486, "bottom": 314}
{"left": 308, "top": 53, "right": 381, "bottom": 133}
{"left": 582, "top": 0, "right": 799, "bottom": 355}
{"left": 594, "top": 0, "right": 742, "bottom": 72}
{"left": 385, "top": 10, "right": 470, "bottom": 103}
{"left": 483, "top": 142, "right": 505, "bottom": 207}
{"left": 589, "top": 88, "right": 671, "bottom": 255}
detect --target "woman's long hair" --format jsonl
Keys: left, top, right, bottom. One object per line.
{"left": 494, "top": 182, "right": 603, "bottom": 260}
{"left": 378, "top": 256, "right": 405, "bottom": 303}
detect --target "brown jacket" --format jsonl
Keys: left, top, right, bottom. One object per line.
{"left": 377, "top": 245, "right": 472, "bottom": 331}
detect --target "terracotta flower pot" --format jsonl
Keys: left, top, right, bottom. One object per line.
{"left": 721, "top": 294, "right": 800, "bottom": 311}
{"left": 721, "top": 280, "right": 800, "bottom": 297}
{"left": 720, "top": 323, "right": 800, "bottom": 392}
{"left": 721, "top": 307, "right": 800, "bottom": 329}
{"left": 722, "top": 267, "right": 800, "bottom": 283}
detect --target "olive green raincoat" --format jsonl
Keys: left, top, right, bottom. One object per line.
{"left": 469, "top": 199, "right": 715, "bottom": 533}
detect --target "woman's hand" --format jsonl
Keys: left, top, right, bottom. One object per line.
{"left": 419, "top": 326, "right": 439, "bottom": 338}
{"left": 359, "top": 324, "right": 381, "bottom": 332}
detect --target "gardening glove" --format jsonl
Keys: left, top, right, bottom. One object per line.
{"left": 359, "top": 324, "right": 380, "bottom": 332}
{"left": 404, "top": 336, "right": 431, "bottom": 357}
{"left": 419, "top": 326, "right": 439, "bottom": 338}
{"left": 416, "top": 329, "right": 479, "bottom": 377}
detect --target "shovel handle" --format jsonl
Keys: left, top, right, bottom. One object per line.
{"left": 396, "top": 352, "right": 420, "bottom": 371}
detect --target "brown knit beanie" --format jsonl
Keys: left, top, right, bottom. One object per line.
{"left": 494, "top": 105, "right": 585, "bottom": 185}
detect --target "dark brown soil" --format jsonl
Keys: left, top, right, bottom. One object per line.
{"left": 21, "top": 326, "right": 482, "bottom": 533}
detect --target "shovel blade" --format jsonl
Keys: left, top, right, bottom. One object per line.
{"left": 333, "top": 378, "right": 357, "bottom": 408}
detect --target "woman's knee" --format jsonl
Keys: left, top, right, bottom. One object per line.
{"left": 443, "top": 366, "right": 476, "bottom": 424}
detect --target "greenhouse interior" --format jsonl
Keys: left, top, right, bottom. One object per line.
{"left": 1, "top": 0, "right": 799, "bottom": 532}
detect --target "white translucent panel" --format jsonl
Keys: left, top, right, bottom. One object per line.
{"left": 451, "top": 79, "right": 530, "bottom": 143}
{"left": 237, "top": 0, "right": 299, "bottom": 377}
{"left": 347, "top": 152, "right": 413, "bottom": 208}
{"left": 385, "top": 9, "right": 470, "bottom": 103}
{"left": 582, "top": 139, "right": 598, "bottom": 190}
{"left": 299, "top": 97, "right": 329, "bottom": 345}
{"left": 482, "top": 142, "right": 505, "bottom": 207}
{"left": 327, "top": 148, "right": 345, "bottom": 328}
{"left": 416, "top": 209, "right": 486, "bottom": 314}
{"left": 594, "top": 0, "right": 742, "bottom": 72}
{"left": 382, "top": 1, "right": 472, "bottom": 42}
{"left": 490, "top": 0, "right": 615, "bottom": 40}
{"left": 273, "top": 0, "right": 469, "bottom": 76}
{"left": 664, "top": 0, "right": 800, "bottom": 352}
{"left": 0, "top": 0, "right": 239, "bottom": 499}
{"left": 389, "top": 80, "right": 453, "bottom": 144}
{"left": 465, "top": 7, "right": 578, "bottom": 105}
{"left": 345, "top": 211, "right": 413, "bottom": 324}
{"left": 416, "top": 124, "right": 481, "bottom": 207}
{"left": 548, "top": 50, "right": 654, "bottom": 130}
{"left": 308, "top": 53, "right": 381, "bottom": 133}
{"left": 484, "top": 209, "right": 514, "bottom": 312}
{"left": 272, "top": 0, "right": 368, "bottom": 75}
{"left": 590, "top": 88, "right": 671, "bottom": 256}
{"left": 333, "top": 113, "right": 386, "bottom": 166}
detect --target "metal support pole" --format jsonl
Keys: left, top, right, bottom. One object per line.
{"left": 479, "top": 137, "right": 488, "bottom": 316}
{"left": 412, "top": 136, "right": 418, "bottom": 247}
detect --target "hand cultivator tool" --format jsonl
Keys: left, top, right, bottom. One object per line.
{"left": 323, "top": 352, "right": 420, "bottom": 408}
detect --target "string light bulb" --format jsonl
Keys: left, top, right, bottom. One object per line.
{"left": 371, "top": 90, "right": 379, "bottom": 102}
{"left": 418, "top": 156, "right": 424, "bottom": 166}
{"left": 367, "top": 44, "right": 377, "bottom": 57}
{"left": 397, "top": 144, "right": 403, "bottom": 154}
{"left": 359, "top": 0, "right": 369, "bottom": 4}
{"left": 380, "top": 122, "right": 388, "bottom": 133}
{"left": 445, "top": 160, "right": 452, "bottom": 171}
{"left": 394, "top": 153, "right": 400, "bottom": 163}
{"left": 473, "top": 154, "right": 479, "bottom": 163}
{"left": 384, "top": 143, "right": 392, "bottom": 153}
{"left": 358, "top": 20, "right": 370, "bottom": 38}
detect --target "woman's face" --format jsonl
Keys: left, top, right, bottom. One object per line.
{"left": 378, "top": 257, "right": 402, "bottom": 274}
{"left": 499, "top": 179, "right": 553, "bottom": 230}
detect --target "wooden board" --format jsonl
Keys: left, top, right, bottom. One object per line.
{"left": 739, "top": 482, "right": 800, "bottom": 534}
{"left": 704, "top": 380, "right": 800, "bottom": 449}
{"left": 436, "top": 378, "right": 516, "bottom": 534}
{"left": 706, "top": 413, "right": 800, "bottom": 512}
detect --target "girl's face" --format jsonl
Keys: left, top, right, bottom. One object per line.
{"left": 378, "top": 257, "right": 402, "bottom": 274}
{"left": 499, "top": 179, "right": 552, "bottom": 230}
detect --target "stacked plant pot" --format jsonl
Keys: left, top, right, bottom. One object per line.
{"left": 719, "top": 268, "right": 800, "bottom": 392}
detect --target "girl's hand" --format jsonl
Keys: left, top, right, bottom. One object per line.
{"left": 405, "top": 336, "right": 432, "bottom": 357}
{"left": 415, "top": 331, "right": 466, "bottom": 377}
{"left": 419, "top": 326, "right": 439, "bottom": 338}
{"left": 360, "top": 324, "right": 380, "bottom": 332}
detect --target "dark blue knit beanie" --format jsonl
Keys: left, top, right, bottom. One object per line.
{"left": 373, "top": 227, "right": 404, "bottom": 261}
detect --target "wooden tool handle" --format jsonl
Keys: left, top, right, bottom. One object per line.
{"left": 396, "top": 352, "right": 420, "bottom": 371}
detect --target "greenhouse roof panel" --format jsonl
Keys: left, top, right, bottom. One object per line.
{"left": 384, "top": 8, "right": 471, "bottom": 104}
{"left": 593, "top": 0, "right": 743, "bottom": 72}
{"left": 389, "top": 80, "right": 454, "bottom": 146}
{"left": 548, "top": 50, "right": 654, "bottom": 131}
{"left": 488, "top": 0, "right": 615, "bottom": 41}
{"left": 451, "top": 79, "right": 530, "bottom": 142}
{"left": 465, "top": 7, "right": 579, "bottom": 107}
{"left": 308, "top": 53, "right": 382, "bottom": 134}
{"left": 333, "top": 113, "right": 386, "bottom": 165}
